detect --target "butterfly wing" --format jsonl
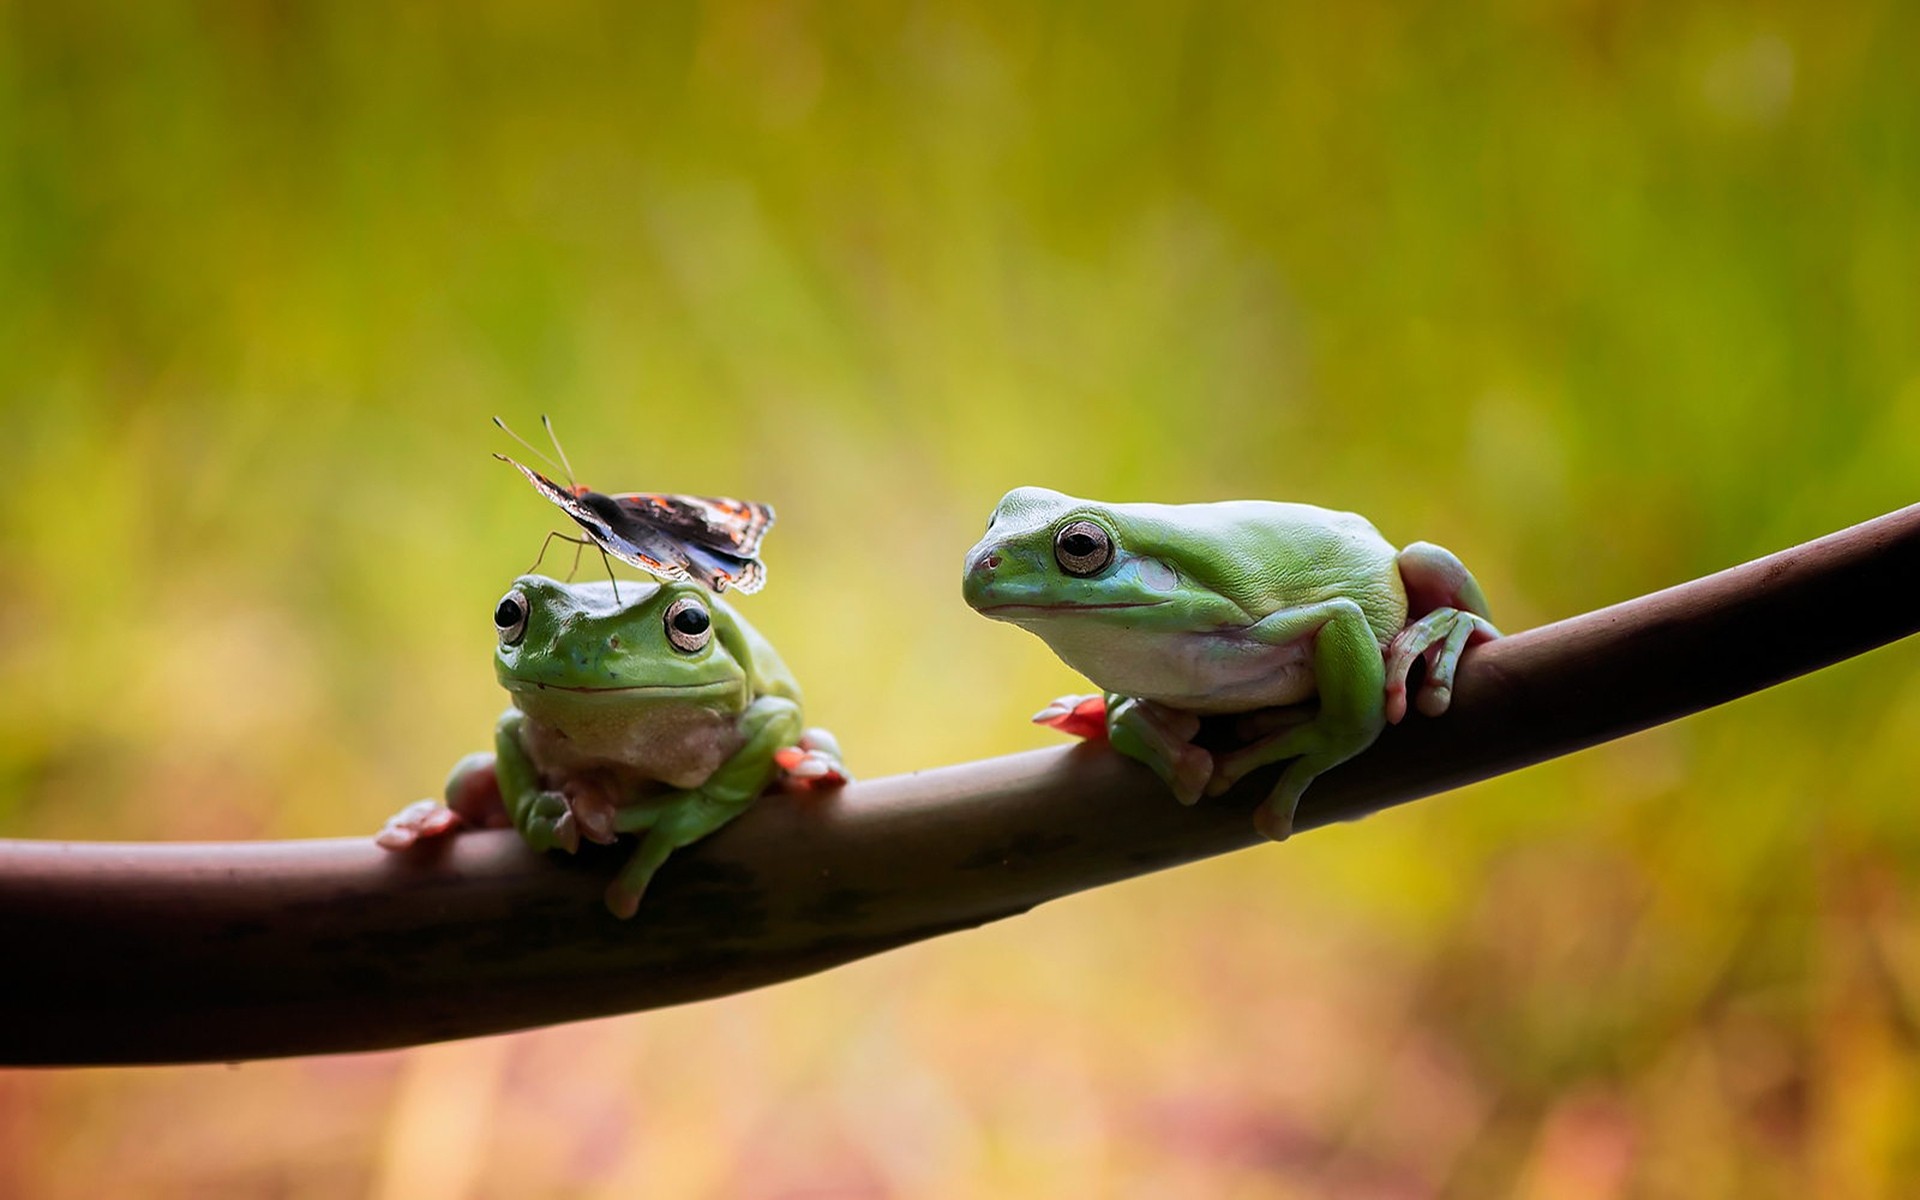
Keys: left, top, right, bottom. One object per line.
{"left": 677, "top": 541, "right": 768, "bottom": 595}
{"left": 599, "top": 493, "right": 774, "bottom": 593}
{"left": 497, "top": 455, "right": 694, "bottom": 584}
{"left": 500, "top": 458, "right": 774, "bottom": 592}
{"left": 603, "top": 493, "right": 776, "bottom": 559}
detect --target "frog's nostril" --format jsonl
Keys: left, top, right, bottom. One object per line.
{"left": 977, "top": 554, "right": 1001, "bottom": 573}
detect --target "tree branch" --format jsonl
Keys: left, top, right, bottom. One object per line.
{"left": 3, "top": 504, "right": 1916, "bottom": 1066}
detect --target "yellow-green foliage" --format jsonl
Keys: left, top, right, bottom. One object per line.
{"left": 2, "top": 2, "right": 1917, "bottom": 1194}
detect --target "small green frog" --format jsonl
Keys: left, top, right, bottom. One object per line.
{"left": 379, "top": 575, "right": 845, "bottom": 917}
{"left": 963, "top": 487, "right": 1497, "bottom": 840}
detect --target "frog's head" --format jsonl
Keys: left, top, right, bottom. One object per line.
{"left": 491, "top": 575, "right": 750, "bottom": 718}
{"left": 962, "top": 486, "right": 1193, "bottom": 628}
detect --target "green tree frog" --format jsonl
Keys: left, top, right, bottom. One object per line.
{"left": 962, "top": 487, "right": 1497, "bottom": 841}
{"left": 378, "top": 575, "right": 846, "bottom": 917}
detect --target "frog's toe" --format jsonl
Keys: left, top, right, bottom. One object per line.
{"left": 1250, "top": 757, "right": 1325, "bottom": 842}
{"left": 572, "top": 801, "right": 619, "bottom": 846}
{"left": 1166, "top": 744, "right": 1214, "bottom": 806}
{"left": 1033, "top": 694, "right": 1109, "bottom": 741}
{"left": 1383, "top": 679, "right": 1411, "bottom": 726}
{"left": 603, "top": 881, "right": 643, "bottom": 920}
{"left": 522, "top": 792, "right": 581, "bottom": 854}
{"left": 1386, "top": 608, "right": 1497, "bottom": 722}
{"left": 374, "top": 799, "right": 464, "bottom": 850}
{"left": 1252, "top": 797, "right": 1296, "bottom": 842}
{"left": 797, "top": 727, "right": 844, "bottom": 759}
{"left": 775, "top": 746, "right": 850, "bottom": 790}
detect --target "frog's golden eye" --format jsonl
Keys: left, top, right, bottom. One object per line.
{"left": 664, "top": 596, "right": 712, "bottom": 653}
{"left": 494, "top": 590, "right": 529, "bottom": 646}
{"left": 1054, "top": 520, "right": 1113, "bottom": 577}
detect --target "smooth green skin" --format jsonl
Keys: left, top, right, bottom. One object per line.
{"left": 455, "top": 574, "right": 809, "bottom": 918}
{"left": 963, "top": 486, "right": 1497, "bottom": 840}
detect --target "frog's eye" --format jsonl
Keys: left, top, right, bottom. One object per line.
{"left": 494, "top": 590, "right": 530, "bottom": 646}
{"left": 1054, "top": 520, "right": 1113, "bottom": 577}
{"left": 664, "top": 596, "right": 712, "bottom": 653}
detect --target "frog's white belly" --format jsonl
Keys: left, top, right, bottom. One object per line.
{"left": 1036, "top": 622, "right": 1320, "bottom": 714}
{"left": 518, "top": 702, "right": 744, "bottom": 791}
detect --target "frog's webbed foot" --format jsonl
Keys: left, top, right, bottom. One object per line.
{"left": 1383, "top": 607, "right": 1500, "bottom": 723}
{"left": 374, "top": 751, "right": 508, "bottom": 849}
{"left": 553, "top": 773, "right": 625, "bottom": 846}
{"left": 1032, "top": 694, "right": 1110, "bottom": 742}
{"left": 1391, "top": 541, "right": 1498, "bottom": 724}
{"left": 774, "top": 728, "right": 852, "bottom": 791}
{"left": 1107, "top": 696, "right": 1212, "bottom": 806}
{"left": 374, "top": 799, "right": 464, "bottom": 849}
{"left": 519, "top": 790, "right": 581, "bottom": 855}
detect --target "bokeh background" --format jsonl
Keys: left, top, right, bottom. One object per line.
{"left": 2, "top": 1, "right": 1918, "bottom": 1195}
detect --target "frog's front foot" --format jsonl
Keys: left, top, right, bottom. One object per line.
{"left": 1033, "top": 694, "right": 1110, "bottom": 741}
{"left": 374, "top": 799, "right": 464, "bottom": 849}
{"left": 1107, "top": 696, "right": 1212, "bottom": 806}
{"left": 519, "top": 790, "right": 581, "bottom": 855}
{"left": 1383, "top": 608, "right": 1500, "bottom": 723}
{"left": 774, "top": 728, "right": 852, "bottom": 791}
{"left": 374, "top": 751, "right": 508, "bottom": 849}
{"left": 561, "top": 776, "right": 626, "bottom": 846}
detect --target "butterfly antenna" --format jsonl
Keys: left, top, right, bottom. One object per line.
{"left": 540, "top": 414, "right": 579, "bottom": 489}
{"left": 491, "top": 416, "right": 567, "bottom": 477}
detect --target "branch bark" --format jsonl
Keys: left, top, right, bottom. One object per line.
{"left": 3, "top": 504, "right": 1917, "bottom": 1066}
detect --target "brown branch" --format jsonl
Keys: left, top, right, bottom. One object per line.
{"left": 3, "top": 504, "right": 1917, "bottom": 1067}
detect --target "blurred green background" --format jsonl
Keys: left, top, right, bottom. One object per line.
{"left": 2, "top": 1, "right": 1918, "bottom": 1195}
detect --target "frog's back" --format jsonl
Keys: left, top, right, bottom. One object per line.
{"left": 1112, "top": 499, "right": 1408, "bottom": 640}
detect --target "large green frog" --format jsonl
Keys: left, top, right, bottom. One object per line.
{"left": 379, "top": 574, "right": 844, "bottom": 917}
{"left": 963, "top": 487, "right": 1497, "bottom": 841}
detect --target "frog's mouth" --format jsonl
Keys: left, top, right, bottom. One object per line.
{"left": 978, "top": 601, "right": 1168, "bottom": 617}
{"left": 502, "top": 678, "right": 740, "bottom": 698}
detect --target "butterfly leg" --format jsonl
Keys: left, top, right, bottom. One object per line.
{"left": 598, "top": 547, "right": 621, "bottom": 604}
{"left": 525, "top": 529, "right": 596, "bottom": 577}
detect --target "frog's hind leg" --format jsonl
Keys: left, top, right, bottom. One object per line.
{"left": 602, "top": 694, "right": 800, "bottom": 917}
{"left": 1204, "top": 598, "right": 1388, "bottom": 841}
{"left": 606, "top": 793, "right": 753, "bottom": 918}
{"left": 1387, "top": 543, "right": 1500, "bottom": 723}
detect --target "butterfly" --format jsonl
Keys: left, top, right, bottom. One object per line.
{"left": 495, "top": 417, "right": 775, "bottom": 595}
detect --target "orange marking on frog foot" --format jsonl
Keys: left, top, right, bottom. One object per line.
{"left": 1032, "top": 694, "right": 1109, "bottom": 741}
{"left": 776, "top": 746, "right": 848, "bottom": 790}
